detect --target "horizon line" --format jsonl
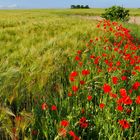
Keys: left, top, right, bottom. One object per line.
{"left": 0, "top": 6, "right": 140, "bottom": 10}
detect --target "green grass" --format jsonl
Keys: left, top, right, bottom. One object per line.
{"left": 128, "top": 8, "right": 140, "bottom": 16}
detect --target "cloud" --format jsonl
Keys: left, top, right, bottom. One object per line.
{"left": 0, "top": 4, "right": 17, "bottom": 9}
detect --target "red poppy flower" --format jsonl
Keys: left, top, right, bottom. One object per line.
{"left": 120, "top": 88, "right": 127, "bottom": 97}
{"left": 132, "top": 81, "right": 140, "bottom": 90}
{"left": 109, "top": 93, "right": 118, "bottom": 98}
{"left": 97, "top": 68, "right": 102, "bottom": 73}
{"left": 109, "top": 62, "right": 113, "bottom": 67}
{"left": 51, "top": 105, "right": 57, "bottom": 111}
{"left": 116, "top": 61, "right": 121, "bottom": 66}
{"left": 123, "top": 96, "right": 133, "bottom": 105}
{"left": 75, "top": 56, "right": 80, "bottom": 61}
{"left": 79, "top": 117, "right": 88, "bottom": 128}
{"left": 124, "top": 44, "right": 129, "bottom": 50}
{"left": 81, "top": 108, "right": 85, "bottom": 114}
{"left": 12, "top": 127, "right": 17, "bottom": 134}
{"left": 60, "top": 120, "right": 69, "bottom": 127}
{"left": 15, "top": 116, "right": 22, "bottom": 122}
{"left": 131, "top": 71, "right": 136, "bottom": 75}
{"left": 103, "top": 84, "right": 112, "bottom": 93}
{"left": 126, "top": 109, "right": 131, "bottom": 114}
{"left": 68, "top": 92, "right": 72, "bottom": 97}
{"left": 134, "top": 66, "right": 140, "bottom": 71}
{"left": 78, "top": 61, "right": 83, "bottom": 66}
{"left": 90, "top": 39, "right": 93, "bottom": 43}
{"left": 94, "top": 57, "right": 99, "bottom": 65}
{"left": 108, "top": 67, "right": 113, "bottom": 72}
{"left": 90, "top": 55, "right": 95, "bottom": 59}
{"left": 109, "top": 27, "right": 113, "bottom": 31}
{"left": 102, "top": 53, "right": 107, "bottom": 57}
{"left": 69, "top": 130, "right": 75, "bottom": 137}
{"left": 80, "top": 80, "right": 85, "bottom": 85}
{"left": 97, "top": 24, "right": 100, "bottom": 28}
{"left": 86, "top": 43, "right": 89, "bottom": 47}
{"left": 69, "top": 77, "right": 75, "bottom": 82}
{"left": 80, "top": 122, "right": 88, "bottom": 128}
{"left": 99, "top": 103, "right": 105, "bottom": 109}
{"left": 128, "top": 89, "right": 133, "bottom": 94}
{"left": 118, "top": 95, "right": 132, "bottom": 105}
{"left": 58, "top": 128, "right": 67, "bottom": 137}
{"left": 72, "top": 86, "right": 78, "bottom": 92}
{"left": 136, "top": 96, "right": 140, "bottom": 104}
{"left": 69, "top": 131, "right": 80, "bottom": 140}
{"left": 95, "top": 37, "right": 98, "bottom": 41}
{"left": 87, "top": 95, "right": 92, "bottom": 101}
{"left": 70, "top": 71, "right": 78, "bottom": 77}
{"left": 104, "top": 60, "right": 109, "bottom": 65}
{"left": 77, "top": 50, "right": 82, "bottom": 55}
{"left": 116, "top": 105, "right": 123, "bottom": 112}
{"left": 112, "top": 76, "right": 118, "bottom": 84}
{"left": 118, "top": 119, "right": 130, "bottom": 129}
{"left": 121, "top": 76, "right": 127, "bottom": 81}
{"left": 41, "top": 103, "right": 48, "bottom": 110}
{"left": 79, "top": 117, "right": 86, "bottom": 124}
{"left": 114, "top": 47, "right": 119, "bottom": 52}
{"left": 117, "top": 98, "right": 123, "bottom": 105}
{"left": 130, "top": 59, "right": 135, "bottom": 65}
{"left": 82, "top": 70, "right": 90, "bottom": 76}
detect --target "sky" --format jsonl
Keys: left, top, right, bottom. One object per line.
{"left": 0, "top": 0, "right": 140, "bottom": 9}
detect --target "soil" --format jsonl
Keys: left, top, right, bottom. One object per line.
{"left": 129, "top": 16, "right": 140, "bottom": 24}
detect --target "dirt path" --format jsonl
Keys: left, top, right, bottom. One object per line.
{"left": 129, "top": 16, "right": 140, "bottom": 24}
{"left": 73, "top": 15, "right": 140, "bottom": 25}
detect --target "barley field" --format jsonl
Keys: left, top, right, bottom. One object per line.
{"left": 38, "top": 8, "right": 140, "bottom": 16}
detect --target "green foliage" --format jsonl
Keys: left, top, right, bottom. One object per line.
{"left": 101, "top": 6, "right": 130, "bottom": 21}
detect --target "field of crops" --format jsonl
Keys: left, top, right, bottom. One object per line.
{"left": 1, "top": 8, "right": 140, "bottom": 17}
{"left": 0, "top": 10, "right": 140, "bottom": 140}
{"left": 35, "top": 8, "right": 140, "bottom": 16}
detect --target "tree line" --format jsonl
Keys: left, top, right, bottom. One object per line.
{"left": 71, "top": 5, "right": 90, "bottom": 9}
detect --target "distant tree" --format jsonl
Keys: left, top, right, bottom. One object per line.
{"left": 81, "top": 5, "right": 84, "bottom": 9}
{"left": 85, "top": 5, "right": 90, "bottom": 9}
{"left": 70, "top": 5, "right": 90, "bottom": 9}
{"left": 71, "top": 5, "right": 75, "bottom": 9}
{"left": 76, "top": 5, "right": 81, "bottom": 9}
